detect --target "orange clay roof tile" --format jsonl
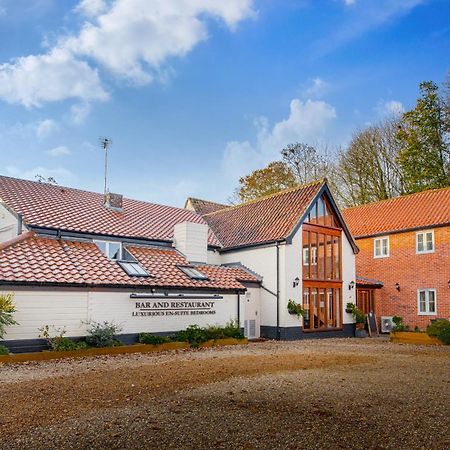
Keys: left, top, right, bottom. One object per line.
{"left": 0, "top": 234, "right": 258, "bottom": 289}
{"left": 203, "top": 180, "right": 324, "bottom": 249}
{"left": 342, "top": 187, "right": 450, "bottom": 238}
{"left": 0, "top": 176, "right": 220, "bottom": 246}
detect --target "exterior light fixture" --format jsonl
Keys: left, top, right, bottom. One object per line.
{"left": 348, "top": 281, "right": 355, "bottom": 290}
{"left": 395, "top": 283, "right": 400, "bottom": 292}
{"left": 448, "top": 279, "right": 450, "bottom": 289}
{"left": 293, "top": 277, "right": 300, "bottom": 288}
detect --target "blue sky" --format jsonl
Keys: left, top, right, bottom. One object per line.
{"left": 0, "top": 0, "right": 448, "bottom": 206}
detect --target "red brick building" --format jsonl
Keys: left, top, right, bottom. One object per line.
{"left": 343, "top": 187, "right": 450, "bottom": 329}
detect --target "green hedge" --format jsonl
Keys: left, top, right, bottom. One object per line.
{"left": 427, "top": 319, "right": 450, "bottom": 345}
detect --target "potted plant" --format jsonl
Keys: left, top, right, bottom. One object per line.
{"left": 287, "top": 300, "right": 306, "bottom": 318}
{"left": 346, "top": 303, "right": 365, "bottom": 329}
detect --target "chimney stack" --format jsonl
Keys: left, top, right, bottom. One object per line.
{"left": 173, "top": 222, "right": 208, "bottom": 263}
{"left": 104, "top": 192, "right": 123, "bottom": 211}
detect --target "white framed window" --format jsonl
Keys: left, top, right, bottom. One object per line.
{"left": 302, "top": 246, "right": 318, "bottom": 266}
{"left": 374, "top": 236, "right": 389, "bottom": 258}
{"left": 417, "top": 289, "right": 437, "bottom": 315}
{"left": 94, "top": 240, "right": 122, "bottom": 260}
{"left": 416, "top": 230, "right": 434, "bottom": 254}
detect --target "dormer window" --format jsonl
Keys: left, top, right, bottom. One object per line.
{"left": 179, "top": 266, "right": 209, "bottom": 280}
{"left": 118, "top": 261, "right": 149, "bottom": 277}
{"left": 94, "top": 240, "right": 122, "bottom": 260}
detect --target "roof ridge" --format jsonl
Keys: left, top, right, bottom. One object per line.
{"left": 187, "top": 197, "right": 228, "bottom": 205}
{"left": 0, "top": 174, "right": 202, "bottom": 216}
{"left": 204, "top": 178, "right": 325, "bottom": 217}
{"left": 0, "top": 231, "right": 35, "bottom": 251}
{"left": 344, "top": 186, "right": 450, "bottom": 211}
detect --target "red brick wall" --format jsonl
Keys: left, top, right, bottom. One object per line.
{"left": 355, "top": 226, "right": 450, "bottom": 329}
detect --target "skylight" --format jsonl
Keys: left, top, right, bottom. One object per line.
{"left": 118, "top": 261, "right": 149, "bottom": 277}
{"left": 179, "top": 266, "right": 209, "bottom": 280}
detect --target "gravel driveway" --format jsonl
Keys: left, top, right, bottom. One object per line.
{"left": 0, "top": 338, "right": 449, "bottom": 450}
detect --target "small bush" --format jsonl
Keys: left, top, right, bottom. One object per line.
{"left": 175, "top": 325, "right": 208, "bottom": 348}
{"left": 427, "top": 319, "right": 450, "bottom": 345}
{"left": 392, "top": 316, "right": 410, "bottom": 332}
{"left": 139, "top": 333, "right": 170, "bottom": 345}
{"left": 0, "top": 293, "right": 18, "bottom": 339}
{"left": 85, "top": 321, "right": 122, "bottom": 348}
{"left": 346, "top": 303, "right": 365, "bottom": 324}
{"left": 0, "top": 344, "right": 10, "bottom": 355}
{"left": 219, "top": 320, "right": 244, "bottom": 339}
{"left": 39, "top": 325, "right": 89, "bottom": 352}
{"left": 287, "top": 300, "right": 306, "bottom": 318}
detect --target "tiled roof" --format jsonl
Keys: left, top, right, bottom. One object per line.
{"left": 0, "top": 176, "right": 220, "bottom": 246}
{"left": 356, "top": 276, "right": 383, "bottom": 288}
{"left": 342, "top": 187, "right": 450, "bottom": 238}
{"left": 202, "top": 180, "right": 324, "bottom": 249}
{"left": 0, "top": 233, "right": 258, "bottom": 290}
{"left": 185, "top": 197, "right": 229, "bottom": 215}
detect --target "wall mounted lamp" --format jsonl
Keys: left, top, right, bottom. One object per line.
{"left": 395, "top": 283, "right": 400, "bottom": 292}
{"left": 348, "top": 281, "right": 355, "bottom": 290}
{"left": 448, "top": 279, "right": 450, "bottom": 289}
{"left": 293, "top": 277, "right": 300, "bottom": 288}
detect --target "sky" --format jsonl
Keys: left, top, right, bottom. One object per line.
{"left": 0, "top": 0, "right": 448, "bottom": 207}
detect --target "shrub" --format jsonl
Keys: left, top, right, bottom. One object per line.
{"left": 392, "top": 316, "right": 409, "bottom": 332}
{"left": 39, "top": 325, "right": 89, "bottom": 352}
{"left": 175, "top": 325, "right": 208, "bottom": 348}
{"left": 205, "top": 321, "right": 244, "bottom": 340}
{"left": 287, "top": 300, "right": 306, "bottom": 318}
{"left": 139, "top": 333, "right": 170, "bottom": 345}
{"left": 85, "top": 321, "right": 123, "bottom": 348}
{"left": 346, "top": 303, "right": 365, "bottom": 324}
{"left": 0, "top": 344, "right": 10, "bottom": 355}
{"left": 0, "top": 293, "right": 18, "bottom": 339}
{"left": 427, "top": 319, "right": 450, "bottom": 345}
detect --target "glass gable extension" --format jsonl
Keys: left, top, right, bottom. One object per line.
{"left": 302, "top": 193, "right": 342, "bottom": 330}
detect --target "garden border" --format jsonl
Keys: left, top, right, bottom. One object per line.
{"left": 0, "top": 338, "right": 248, "bottom": 365}
{"left": 390, "top": 331, "right": 442, "bottom": 346}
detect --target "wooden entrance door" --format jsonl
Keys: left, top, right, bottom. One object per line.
{"left": 357, "top": 289, "right": 374, "bottom": 315}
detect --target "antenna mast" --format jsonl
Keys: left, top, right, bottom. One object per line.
{"left": 99, "top": 137, "right": 112, "bottom": 196}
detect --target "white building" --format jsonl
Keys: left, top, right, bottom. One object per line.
{"left": 0, "top": 176, "right": 358, "bottom": 352}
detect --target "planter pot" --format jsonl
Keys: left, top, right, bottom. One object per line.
{"left": 345, "top": 308, "right": 353, "bottom": 314}
{"left": 355, "top": 329, "right": 368, "bottom": 338}
{"left": 356, "top": 323, "right": 365, "bottom": 330}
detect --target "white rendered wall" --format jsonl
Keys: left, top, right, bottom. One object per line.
{"left": 0, "top": 288, "right": 240, "bottom": 340}
{"left": 173, "top": 222, "right": 208, "bottom": 263}
{"left": 220, "top": 245, "right": 280, "bottom": 328}
{"left": 0, "top": 203, "right": 25, "bottom": 243}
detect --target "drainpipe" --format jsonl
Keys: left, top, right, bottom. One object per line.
{"left": 276, "top": 242, "right": 280, "bottom": 341}
{"left": 237, "top": 291, "right": 241, "bottom": 330}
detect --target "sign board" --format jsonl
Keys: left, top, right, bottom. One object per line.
{"left": 367, "top": 312, "right": 379, "bottom": 336}
{"left": 132, "top": 300, "right": 217, "bottom": 318}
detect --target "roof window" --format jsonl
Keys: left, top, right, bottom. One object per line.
{"left": 118, "top": 261, "right": 149, "bottom": 277}
{"left": 94, "top": 240, "right": 122, "bottom": 260}
{"left": 178, "top": 266, "right": 209, "bottom": 280}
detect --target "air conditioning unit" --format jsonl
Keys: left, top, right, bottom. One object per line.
{"left": 381, "top": 316, "right": 394, "bottom": 333}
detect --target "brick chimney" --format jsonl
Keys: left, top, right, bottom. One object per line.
{"left": 104, "top": 192, "right": 123, "bottom": 211}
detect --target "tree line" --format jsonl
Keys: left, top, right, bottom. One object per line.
{"left": 234, "top": 76, "right": 450, "bottom": 207}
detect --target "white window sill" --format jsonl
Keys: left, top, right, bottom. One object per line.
{"left": 418, "top": 312, "right": 437, "bottom": 316}
{"left": 416, "top": 250, "right": 435, "bottom": 255}
{"left": 374, "top": 254, "right": 389, "bottom": 259}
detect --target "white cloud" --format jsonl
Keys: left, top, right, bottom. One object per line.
{"left": 344, "top": 0, "right": 356, "bottom": 5}
{"left": 0, "top": 48, "right": 108, "bottom": 107}
{"left": 69, "top": 102, "right": 91, "bottom": 125}
{"left": 36, "top": 119, "right": 58, "bottom": 138}
{"left": 376, "top": 99, "right": 405, "bottom": 117}
{"left": 5, "top": 165, "right": 75, "bottom": 185}
{"left": 75, "top": 0, "right": 108, "bottom": 17}
{"left": 222, "top": 98, "right": 337, "bottom": 181}
{"left": 303, "top": 77, "right": 330, "bottom": 98}
{"left": 0, "top": 0, "right": 254, "bottom": 106}
{"left": 47, "top": 145, "right": 71, "bottom": 157}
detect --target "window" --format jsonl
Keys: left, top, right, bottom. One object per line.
{"left": 178, "top": 266, "right": 209, "bottom": 280}
{"left": 416, "top": 230, "right": 434, "bottom": 254}
{"left": 374, "top": 237, "right": 389, "bottom": 258}
{"left": 418, "top": 289, "right": 436, "bottom": 315}
{"left": 118, "top": 261, "right": 149, "bottom": 277}
{"left": 94, "top": 240, "right": 122, "bottom": 260}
